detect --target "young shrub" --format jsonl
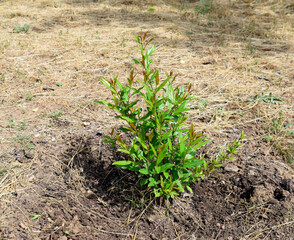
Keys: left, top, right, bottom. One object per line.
{"left": 98, "top": 33, "right": 245, "bottom": 200}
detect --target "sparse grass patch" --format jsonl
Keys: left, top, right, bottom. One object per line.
{"left": 248, "top": 92, "right": 283, "bottom": 105}
{"left": 13, "top": 24, "right": 29, "bottom": 33}
{"left": 25, "top": 94, "right": 34, "bottom": 101}
{"left": 265, "top": 111, "right": 294, "bottom": 164}
{"left": 48, "top": 110, "right": 63, "bottom": 120}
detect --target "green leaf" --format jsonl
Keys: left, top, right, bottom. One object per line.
{"left": 120, "top": 126, "right": 136, "bottom": 133}
{"left": 29, "top": 214, "right": 41, "bottom": 220}
{"left": 167, "top": 138, "right": 173, "bottom": 150}
{"left": 193, "top": 139, "right": 212, "bottom": 150}
{"left": 148, "top": 177, "right": 157, "bottom": 187}
{"left": 112, "top": 161, "right": 133, "bottom": 166}
{"left": 139, "top": 168, "right": 149, "bottom": 175}
{"left": 136, "top": 136, "right": 148, "bottom": 150}
{"left": 147, "top": 45, "right": 155, "bottom": 56}
{"left": 155, "top": 166, "right": 161, "bottom": 174}
{"left": 161, "top": 163, "right": 174, "bottom": 172}
{"left": 166, "top": 83, "right": 175, "bottom": 103}
{"left": 155, "top": 76, "right": 171, "bottom": 93}
{"left": 163, "top": 171, "right": 170, "bottom": 179}
{"left": 178, "top": 132, "right": 185, "bottom": 155}
{"left": 150, "top": 143, "right": 157, "bottom": 157}
{"left": 183, "top": 159, "right": 204, "bottom": 168}
{"left": 118, "top": 149, "right": 131, "bottom": 155}
{"left": 120, "top": 116, "right": 135, "bottom": 123}
{"left": 23, "top": 24, "right": 29, "bottom": 32}
{"left": 13, "top": 24, "right": 23, "bottom": 33}
{"left": 173, "top": 104, "right": 190, "bottom": 115}
{"left": 0, "top": 168, "right": 9, "bottom": 174}
{"left": 133, "top": 58, "right": 142, "bottom": 66}
{"left": 187, "top": 186, "right": 193, "bottom": 193}
{"left": 155, "top": 190, "right": 162, "bottom": 197}
{"left": 184, "top": 154, "right": 194, "bottom": 160}
{"left": 99, "top": 78, "right": 116, "bottom": 94}
{"left": 190, "top": 136, "right": 206, "bottom": 146}
{"left": 96, "top": 99, "right": 113, "bottom": 107}
{"left": 162, "top": 130, "right": 172, "bottom": 140}
{"left": 115, "top": 78, "right": 123, "bottom": 90}
{"left": 149, "top": 70, "right": 157, "bottom": 82}
{"left": 140, "top": 178, "right": 149, "bottom": 185}
{"left": 156, "top": 144, "right": 168, "bottom": 165}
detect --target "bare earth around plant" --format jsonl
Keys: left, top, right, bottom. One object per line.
{"left": 0, "top": 0, "right": 293, "bottom": 239}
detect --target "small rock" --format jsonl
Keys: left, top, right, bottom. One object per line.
{"left": 19, "top": 223, "right": 27, "bottom": 229}
{"left": 96, "top": 131, "right": 104, "bottom": 136}
{"left": 183, "top": 192, "right": 192, "bottom": 198}
{"left": 228, "top": 237, "right": 233, "bottom": 240}
{"left": 83, "top": 121, "right": 90, "bottom": 126}
{"left": 24, "top": 150, "right": 35, "bottom": 159}
{"left": 46, "top": 185, "right": 57, "bottom": 191}
{"left": 150, "top": 233, "right": 157, "bottom": 240}
{"left": 269, "top": 198, "right": 279, "bottom": 205}
{"left": 224, "top": 164, "right": 239, "bottom": 172}
{"left": 72, "top": 224, "right": 81, "bottom": 234}
{"left": 248, "top": 170, "right": 256, "bottom": 176}
{"left": 147, "top": 215, "right": 156, "bottom": 223}
{"left": 85, "top": 190, "right": 96, "bottom": 199}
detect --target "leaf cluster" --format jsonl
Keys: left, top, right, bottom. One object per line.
{"left": 13, "top": 24, "right": 29, "bottom": 33}
{"left": 248, "top": 92, "right": 283, "bottom": 104}
{"left": 98, "top": 33, "right": 245, "bottom": 199}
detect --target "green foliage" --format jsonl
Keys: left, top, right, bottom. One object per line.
{"left": 25, "top": 94, "right": 34, "bottom": 101}
{"left": 247, "top": 39, "right": 255, "bottom": 55}
{"left": 0, "top": 168, "right": 9, "bottom": 175}
{"left": 248, "top": 92, "right": 283, "bottom": 105}
{"left": 13, "top": 24, "right": 29, "bottom": 33}
{"left": 29, "top": 214, "right": 41, "bottom": 220}
{"left": 265, "top": 111, "right": 294, "bottom": 164}
{"left": 148, "top": 7, "right": 155, "bottom": 12}
{"left": 196, "top": 0, "right": 213, "bottom": 14}
{"left": 270, "top": 111, "right": 293, "bottom": 136}
{"left": 48, "top": 110, "right": 63, "bottom": 119}
{"left": 98, "top": 33, "right": 245, "bottom": 200}
{"left": 197, "top": 98, "right": 208, "bottom": 111}
{"left": 0, "top": 166, "right": 15, "bottom": 175}
{"left": 8, "top": 120, "right": 27, "bottom": 131}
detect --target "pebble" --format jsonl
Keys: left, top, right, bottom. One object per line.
{"left": 224, "top": 164, "right": 239, "bottom": 172}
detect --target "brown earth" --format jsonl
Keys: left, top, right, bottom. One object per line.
{"left": 1, "top": 124, "right": 293, "bottom": 239}
{"left": 0, "top": 0, "right": 293, "bottom": 239}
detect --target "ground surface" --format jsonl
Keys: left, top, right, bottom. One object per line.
{"left": 0, "top": 0, "right": 293, "bottom": 239}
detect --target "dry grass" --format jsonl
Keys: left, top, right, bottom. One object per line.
{"left": 0, "top": 0, "right": 293, "bottom": 238}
